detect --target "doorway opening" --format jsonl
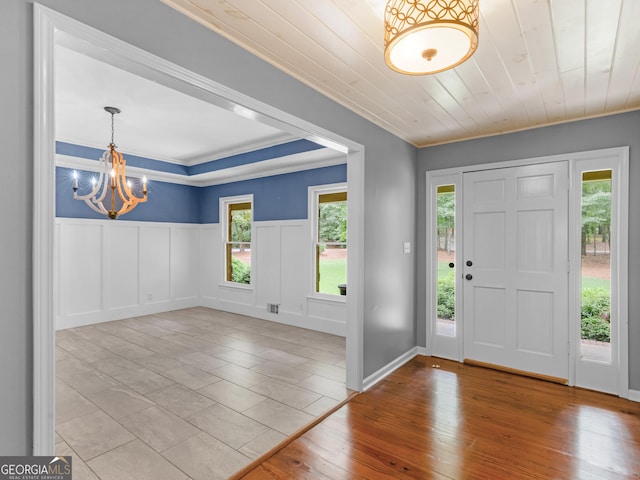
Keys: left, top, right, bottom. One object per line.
{"left": 34, "top": 4, "right": 365, "bottom": 455}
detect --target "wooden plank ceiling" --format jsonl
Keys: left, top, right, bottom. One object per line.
{"left": 162, "top": 0, "right": 640, "bottom": 147}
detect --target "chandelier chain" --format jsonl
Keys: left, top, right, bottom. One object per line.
{"left": 110, "top": 111, "right": 115, "bottom": 146}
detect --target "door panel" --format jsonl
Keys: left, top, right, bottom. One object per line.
{"left": 463, "top": 162, "right": 569, "bottom": 380}
{"left": 473, "top": 179, "right": 505, "bottom": 202}
{"left": 516, "top": 289, "right": 553, "bottom": 355}
{"left": 473, "top": 287, "right": 506, "bottom": 347}
{"left": 517, "top": 210, "right": 553, "bottom": 272}
{"left": 474, "top": 212, "right": 505, "bottom": 270}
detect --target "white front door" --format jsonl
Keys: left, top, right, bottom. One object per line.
{"left": 463, "top": 162, "right": 569, "bottom": 381}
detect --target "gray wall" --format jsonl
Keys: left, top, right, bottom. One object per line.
{"left": 417, "top": 110, "right": 640, "bottom": 388}
{"left": 0, "top": 0, "right": 33, "bottom": 457}
{"left": 1, "top": 0, "right": 417, "bottom": 453}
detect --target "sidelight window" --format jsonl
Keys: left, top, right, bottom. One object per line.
{"left": 436, "top": 185, "right": 456, "bottom": 337}
{"left": 580, "top": 170, "right": 612, "bottom": 362}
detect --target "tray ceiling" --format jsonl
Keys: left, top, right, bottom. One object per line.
{"left": 55, "top": 45, "right": 297, "bottom": 165}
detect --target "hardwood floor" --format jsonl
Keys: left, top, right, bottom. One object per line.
{"left": 239, "top": 356, "right": 640, "bottom": 479}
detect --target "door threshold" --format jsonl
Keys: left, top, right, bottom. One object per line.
{"left": 464, "top": 358, "right": 568, "bottom": 385}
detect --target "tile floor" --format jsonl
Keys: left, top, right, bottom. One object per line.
{"left": 55, "top": 307, "right": 348, "bottom": 480}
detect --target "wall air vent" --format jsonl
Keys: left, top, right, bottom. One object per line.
{"left": 267, "top": 303, "right": 279, "bottom": 314}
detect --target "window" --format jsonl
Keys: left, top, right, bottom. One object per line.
{"left": 222, "top": 196, "right": 252, "bottom": 285}
{"left": 580, "top": 170, "right": 612, "bottom": 362}
{"left": 436, "top": 184, "right": 456, "bottom": 337}
{"left": 311, "top": 185, "right": 347, "bottom": 296}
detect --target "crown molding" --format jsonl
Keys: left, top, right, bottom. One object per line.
{"left": 55, "top": 147, "right": 346, "bottom": 187}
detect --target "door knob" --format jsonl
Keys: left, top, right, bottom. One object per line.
{"left": 448, "top": 262, "right": 454, "bottom": 268}
{"left": 466, "top": 260, "right": 473, "bottom": 267}
{"left": 465, "top": 274, "right": 473, "bottom": 280}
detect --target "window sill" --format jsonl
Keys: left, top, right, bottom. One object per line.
{"left": 307, "top": 294, "right": 347, "bottom": 304}
{"left": 219, "top": 282, "right": 253, "bottom": 291}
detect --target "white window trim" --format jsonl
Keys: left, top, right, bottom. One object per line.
{"left": 308, "top": 182, "right": 348, "bottom": 302}
{"left": 220, "top": 194, "right": 254, "bottom": 289}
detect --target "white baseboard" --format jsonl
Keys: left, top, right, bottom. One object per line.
{"left": 416, "top": 346, "right": 428, "bottom": 356}
{"left": 362, "top": 346, "right": 419, "bottom": 391}
{"left": 200, "top": 297, "right": 347, "bottom": 337}
{"left": 56, "top": 298, "right": 200, "bottom": 330}
{"left": 627, "top": 389, "right": 640, "bottom": 402}
{"left": 56, "top": 293, "right": 347, "bottom": 337}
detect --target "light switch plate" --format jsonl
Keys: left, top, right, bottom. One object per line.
{"left": 403, "top": 241, "right": 411, "bottom": 254}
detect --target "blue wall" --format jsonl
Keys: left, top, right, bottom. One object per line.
{"left": 200, "top": 164, "right": 347, "bottom": 223}
{"left": 56, "top": 163, "right": 346, "bottom": 223}
{"left": 56, "top": 142, "right": 189, "bottom": 175}
{"left": 56, "top": 167, "right": 201, "bottom": 223}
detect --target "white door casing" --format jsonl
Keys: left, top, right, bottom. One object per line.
{"left": 462, "top": 162, "right": 569, "bottom": 381}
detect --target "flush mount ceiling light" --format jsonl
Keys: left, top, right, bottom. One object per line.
{"left": 72, "top": 107, "right": 148, "bottom": 219}
{"left": 384, "top": 0, "right": 479, "bottom": 75}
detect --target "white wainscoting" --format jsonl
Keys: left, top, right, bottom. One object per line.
{"left": 199, "top": 225, "right": 221, "bottom": 301}
{"left": 55, "top": 218, "right": 200, "bottom": 330}
{"left": 200, "top": 220, "right": 347, "bottom": 336}
{"left": 56, "top": 218, "right": 346, "bottom": 336}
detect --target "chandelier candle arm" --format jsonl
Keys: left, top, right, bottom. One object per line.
{"left": 71, "top": 107, "right": 148, "bottom": 219}
{"left": 73, "top": 156, "right": 109, "bottom": 216}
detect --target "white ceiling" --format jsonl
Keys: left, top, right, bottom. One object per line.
{"left": 162, "top": 0, "right": 640, "bottom": 147}
{"left": 55, "top": 45, "right": 297, "bottom": 165}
